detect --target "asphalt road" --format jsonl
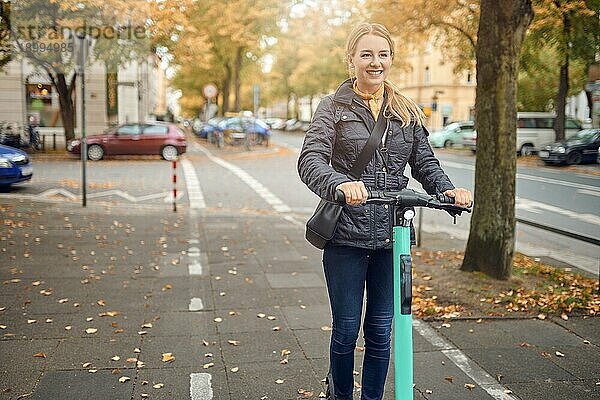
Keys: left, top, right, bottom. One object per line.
{"left": 1, "top": 130, "right": 598, "bottom": 276}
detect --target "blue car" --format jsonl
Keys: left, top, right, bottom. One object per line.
{"left": 0, "top": 144, "right": 33, "bottom": 187}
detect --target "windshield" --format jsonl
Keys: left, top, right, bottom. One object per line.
{"left": 568, "top": 129, "right": 600, "bottom": 142}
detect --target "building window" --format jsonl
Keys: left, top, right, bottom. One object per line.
{"left": 424, "top": 66, "right": 430, "bottom": 85}
{"left": 26, "top": 84, "right": 61, "bottom": 127}
{"left": 467, "top": 71, "right": 473, "bottom": 84}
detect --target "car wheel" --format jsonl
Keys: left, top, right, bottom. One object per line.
{"left": 161, "top": 145, "right": 178, "bottom": 161}
{"left": 520, "top": 144, "right": 534, "bottom": 156}
{"left": 443, "top": 139, "right": 452, "bottom": 148}
{"left": 87, "top": 144, "right": 104, "bottom": 161}
{"left": 566, "top": 151, "right": 582, "bottom": 165}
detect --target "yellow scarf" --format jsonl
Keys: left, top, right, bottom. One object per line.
{"left": 352, "top": 81, "right": 385, "bottom": 120}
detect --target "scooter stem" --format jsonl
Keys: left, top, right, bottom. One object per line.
{"left": 393, "top": 207, "right": 414, "bottom": 399}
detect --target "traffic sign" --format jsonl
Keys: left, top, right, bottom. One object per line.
{"left": 203, "top": 83, "right": 218, "bottom": 99}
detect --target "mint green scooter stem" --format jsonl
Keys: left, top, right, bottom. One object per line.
{"left": 393, "top": 218, "right": 413, "bottom": 399}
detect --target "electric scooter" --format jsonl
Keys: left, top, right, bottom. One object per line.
{"left": 333, "top": 188, "right": 471, "bottom": 400}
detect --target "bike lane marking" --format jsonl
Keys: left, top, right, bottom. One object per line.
{"left": 413, "top": 319, "right": 518, "bottom": 400}
{"left": 195, "top": 144, "right": 292, "bottom": 213}
{"left": 190, "top": 373, "right": 213, "bottom": 400}
{"left": 181, "top": 159, "right": 207, "bottom": 209}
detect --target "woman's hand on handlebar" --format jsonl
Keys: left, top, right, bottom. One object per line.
{"left": 336, "top": 181, "right": 368, "bottom": 206}
{"left": 443, "top": 188, "right": 473, "bottom": 207}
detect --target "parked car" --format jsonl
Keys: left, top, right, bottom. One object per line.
{"left": 264, "top": 118, "right": 286, "bottom": 130}
{"left": 217, "top": 117, "right": 272, "bottom": 145}
{"left": 538, "top": 128, "right": 600, "bottom": 165}
{"left": 67, "top": 122, "right": 187, "bottom": 161}
{"left": 193, "top": 117, "right": 224, "bottom": 139}
{"left": 464, "top": 112, "right": 582, "bottom": 155}
{"left": 0, "top": 144, "right": 33, "bottom": 187}
{"left": 429, "top": 121, "right": 474, "bottom": 148}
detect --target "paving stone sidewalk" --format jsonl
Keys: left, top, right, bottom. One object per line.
{"left": 0, "top": 199, "right": 598, "bottom": 400}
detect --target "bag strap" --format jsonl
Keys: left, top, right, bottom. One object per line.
{"left": 348, "top": 106, "right": 388, "bottom": 180}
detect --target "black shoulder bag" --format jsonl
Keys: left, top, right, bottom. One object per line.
{"left": 305, "top": 110, "right": 388, "bottom": 249}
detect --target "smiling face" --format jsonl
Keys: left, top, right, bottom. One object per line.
{"left": 347, "top": 34, "right": 392, "bottom": 94}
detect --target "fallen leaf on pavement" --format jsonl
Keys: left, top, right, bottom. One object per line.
{"left": 444, "top": 376, "right": 454, "bottom": 383}
{"left": 161, "top": 353, "right": 175, "bottom": 363}
{"left": 111, "top": 356, "right": 120, "bottom": 361}
{"left": 257, "top": 313, "right": 266, "bottom": 318}
{"left": 82, "top": 362, "right": 92, "bottom": 368}
{"left": 464, "top": 383, "right": 476, "bottom": 390}
{"left": 88, "top": 369, "right": 98, "bottom": 373}
{"left": 118, "top": 376, "right": 130, "bottom": 383}
{"left": 162, "top": 284, "right": 172, "bottom": 291}
{"left": 321, "top": 326, "right": 332, "bottom": 331}
{"left": 153, "top": 383, "right": 164, "bottom": 389}
{"left": 555, "top": 351, "right": 565, "bottom": 357}
{"left": 227, "top": 340, "right": 240, "bottom": 346}
{"left": 141, "top": 323, "right": 153, "bottom": 328}
{"left": 214, "top": 317, "right": 223, "bottom": 323}
{"left": 85, "top": 328, "right": 98, "bottom": 334}
{"left": 230, "top": 367, "right": 239, "bottom": 373}
{"left": 27, "top": 319, "right": 37, "bottom": 324}
{"left": 298, "top": 389, "right": 313, "bottom": 398}
{"left": 275, "top": 379, "right": 284, "bottom": 384}
{"left": 33, "top": 352, "right": 46, "bottom": 358}
{"left": 97, "top": 299, "right": 106, "bottom": 306}
{"left": 202, "top": 362, "right": 214, "bottom": 369}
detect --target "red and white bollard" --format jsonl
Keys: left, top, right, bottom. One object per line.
{"left": 172, "top": 160, "right": 177, "bottom": 212}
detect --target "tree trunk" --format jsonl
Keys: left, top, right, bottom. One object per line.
{"left": 554, "top": 10, "right": 571, "bottom": 141}
{"left": 233, "top": 46, "right": 243, "bottom": 112}
{"left": 55, "top": 73, "right": 75, "bottom": 145}
{"left": 222, "top": 63, "right": 232, "bottom": 115}
{"left": 555, "top": 60, "right": 568, "bottom": 141}
{"left": 461, "top": 0, "right": 533, "bottom": 280}
{"left": 286, "top": 92, "right": 292, "bottom": 119}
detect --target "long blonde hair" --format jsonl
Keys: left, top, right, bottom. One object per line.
{"left": 346, "top": 23, "right": 426, "bottom": 127}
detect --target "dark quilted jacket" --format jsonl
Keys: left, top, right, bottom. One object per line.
{"left": 298, "top": 79, "right": 455, "bottom": 249}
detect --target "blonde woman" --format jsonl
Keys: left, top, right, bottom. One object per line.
{"left": 298, "top": 22, "right": 471, "bottom": 400}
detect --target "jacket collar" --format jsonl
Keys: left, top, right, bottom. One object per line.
{"left": 332, "top": 78, "right": 357, "bottom": 105}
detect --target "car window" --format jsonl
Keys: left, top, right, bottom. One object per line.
{"left": 117, "top": 124, "right": 141, "bottom": 135}
{"left": 569, "top": 129, "right": 600, "bottom": 142}
{"left": 518, "top": 118, "right": 536, "bottom": 128}
{"left": 143, "top": 125, "right": 168, "bottom": 135}
{"left": 535, "top": 118, "right": 554, "bottom": 129}
{"left": 565, "top": 118, "right": 581, "bottom": 129}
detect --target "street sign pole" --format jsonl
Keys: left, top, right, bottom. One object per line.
{"left": 78, "top": 34, "right": 88, "bottom": 207}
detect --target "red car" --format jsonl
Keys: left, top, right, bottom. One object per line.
{"left": 67, "top": 122, "right": 187, "bottom": 161}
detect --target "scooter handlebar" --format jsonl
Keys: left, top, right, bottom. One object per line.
{"left": 334, "top": 188, "right": 471, "bottom": 214}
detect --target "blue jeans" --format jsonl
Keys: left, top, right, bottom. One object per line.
{"left": 323, "top": 245, "right": 394, "bottom": 400}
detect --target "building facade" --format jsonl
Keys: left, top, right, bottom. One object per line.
{"left": 0, "top": 53, "right": 166, "bottom": 147}
{"left": 391, "top": 41, "right": 476, "bottom": 132}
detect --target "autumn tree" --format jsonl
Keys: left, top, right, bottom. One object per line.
{"left": 461, "top": 0, "right": 534, "bottom": 279}
{"left": 525, "top": 0, "right": 598, "bottom": 139}
{"left": 7, "top": 0, "right": 190, "bottom": 143}
{"left": 366, "top": 0, "right": 479, "bottom": 73}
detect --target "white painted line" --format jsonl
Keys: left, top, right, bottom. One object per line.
{"left": 181, "top": 159, "right": 207, "bottom": 209}
{"left": 442, "top": 160, "right": 599, "bottom": 192}
{"left": 190, "top": 373, "right": 213, "bottom": 400}
{"left": 189, "top": 298, "right": 204, "bottom": 311}
{"left": 188, "top": 247, "right": 201, "bottom": 257}
{"left": 516, "top": 196, "right": 600, "bottom": 225}
{"left": 188, "top": 262, "right": 203, "bottom": 275}
{"left": 412, "top": 319, "right": 518, "bottom": 400}
{"left": 196, "top": 145, "right": 292, "bottom": 213}
{"left": 37, "top": 188, "right": 78, "bottom": 200}
{"left": 577, "top": 188, "right": 600, "bottom": 197}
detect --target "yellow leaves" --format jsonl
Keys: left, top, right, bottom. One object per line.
{"left": 153, "top": 383, "right": 165, "bottom": 389}
{"left": 202, "top": 362, "right": 214, "bottom": 369}
{"left": 227, "top": 340, "right": 240, "bottom": 346}
{"left": 118, "top": 376, "right": 131, "bottom": 383}
{"left": 161, "top": 284, "right": 172, "bottom": 291}
{"left": 464, "top": 383, "right": 476, "bottom": 390}
{"left": 161, "top": 353, "right": 175, "bottom": 363}
{"left": 33, "top": 352, "right": 46, "bottom": 358}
